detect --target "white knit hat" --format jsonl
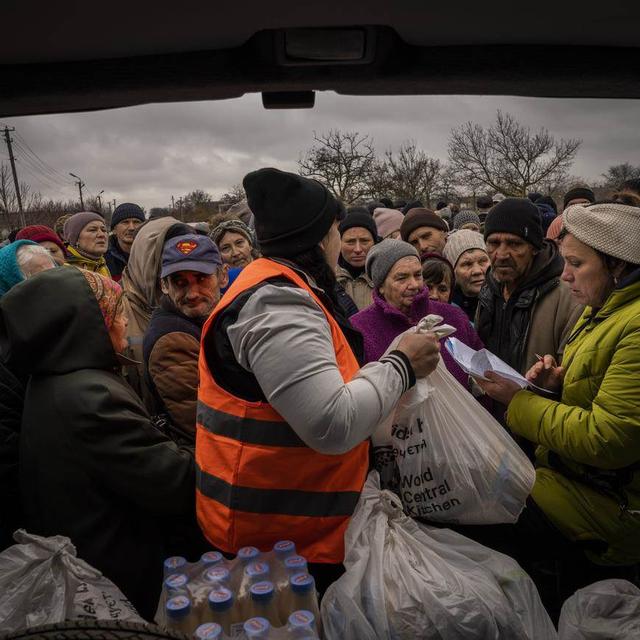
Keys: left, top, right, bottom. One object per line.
{"left": 443, "top": 229, "right": 487, "bottom": 268}
{"left": 563, "top": 203, "right": 640, "bottom": 265}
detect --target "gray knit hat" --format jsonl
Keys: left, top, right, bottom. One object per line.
{"left": 210, "top": 219, "right": 255, "bottom": 247}
{"left": 563, "top": 203, "right": 640, "bottom": 265}
{"left": 453, "top": 210, "right": 481, "bottom": 231}
{"left": 443, "top": 229, "right": 487, "bottom": 268}
{"left": 365, "top": 238, "right": 420, "bottom": 288}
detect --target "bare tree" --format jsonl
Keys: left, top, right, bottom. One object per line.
{"left": 384, "top": 141, "right": 442, "bottom": 208}
{"left": 601, "top": 163, "right": 640, "bottom": 189}
{"left": 219, "top": 183, "right": 246, "bottom": 208}
{"left": 299, "top": 130, "right": 376, "bottom": 204}
{"left": 448, "top": 111, "right": 581, "bottom": 196}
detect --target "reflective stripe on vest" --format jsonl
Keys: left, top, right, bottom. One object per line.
{"left": 196, "top": 258, "right": 369, "bottom": 564}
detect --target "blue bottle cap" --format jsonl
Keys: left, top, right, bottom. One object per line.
{"left": 163, "top": 556, "right": 187, "bottom": 573}
{"left": 194, "top": 623, "right": 223, "bottom": 640}
{"left": 273, "top": 540, "right": 296, "bottom": 556}
{"left": 288, "top": 609, "right": 316, "bottom": 629}
{"left": 250, "top": 580, "right": 275, "bottom": 602}
{"left": 237, "top": 546, "right": 260, "bottom": 562}
{"left": 165, "top": 595, "right": 191, "bottom": 619}
{"left": 164, "top": 573, "right": 189, "bottom": 590}
{"left": 201, "top": 551, "right": 223, "bottom": 566}
{"left": 290, "top": 572, "right": 315, "bottom": 595}
{"left": 208, "top": 587, "right": 233, "bottom": 612}
{"left": 245, "top": 561, "right": 270, "bottom": 580}
{"left": 284, "top": 555, "right": 308, "bottom": 573}
{"left": 204, "top": 566, "right": 230, "bottom": 584}
{"left": 243, "top": 617, "right": 271, "bottom": 638}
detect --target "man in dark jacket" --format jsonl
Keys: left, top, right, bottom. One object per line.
{"left": 143, "top": 233, "right": 227, "bottom": 441}
{"left": 0, "top": 267, "right": 197, "bottom": 619}
{"left": 105, "top": 202, "right": 145, "bottom": 281}
{"left": 476, "top": 198, "right": 582, "bottom": 375}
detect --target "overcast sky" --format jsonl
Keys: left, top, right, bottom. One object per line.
{"left": 1, "top": 92, "right": 639, "bottom": 210}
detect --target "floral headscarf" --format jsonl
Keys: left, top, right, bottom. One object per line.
{"left": 80, "top": 269, "right": 123, "bottom": 330}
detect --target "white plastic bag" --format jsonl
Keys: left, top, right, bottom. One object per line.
{"left": 558, "top": 579, "right": 640, "bottom": 639}
{"left": 0, "top": 530, "right": 143, "bottom": 633}
{"left": 321, "top": 472, "right": 557, "bottom": 640}
{"left": 373, "top": 315, "right": 535, "bottom": 524}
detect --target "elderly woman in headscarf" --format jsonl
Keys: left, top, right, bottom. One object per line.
{"left": 0, "top": 267, "right": 197, "bottom": 618}
{"left": 0, "top": 240, "right": 56, "bottom": 296}
{"left": 63, "top": 211, "right": 111, "bottom": 277}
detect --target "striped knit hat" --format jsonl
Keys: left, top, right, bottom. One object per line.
{"left": 563, "top": 203, "right": 640, "bottom": 264}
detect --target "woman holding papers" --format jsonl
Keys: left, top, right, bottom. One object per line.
{"left": 477, "top": 202, "right": 640, "bottom": 569}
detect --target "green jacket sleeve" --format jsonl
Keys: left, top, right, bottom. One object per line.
{"left": 507, "top": 327, "right": 640, "bottom": 470}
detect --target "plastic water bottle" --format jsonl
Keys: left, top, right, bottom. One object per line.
{"left": 287, "top": 574, "right": 320, "bottom": 623}
{"left": 164, "top": 555, "right": 188, "bottom": 577}
{"left": 247, "top": 581, "right": 279, "bottom": 626}
{"left": 193, "top": 622, "right": 223, "bottom": 640}
{"left": 165, "top": 595, "right": 195, "bottom": 634}
{"left": 273, "top": 540, "right": 296, "bottom": 563}
{"left": 207, "top": 587, "right": 235, "bottom": 635}
{"left": 243, "top": 617, "right": 272, "bottom": 639}
{"left": 245, "top": 561, "right": 271, "bottom": 588}
{"left": 283, "top": 555, "right": 308, "bottom": 577}
{"left": 201, "top": 551, "right": 224, "bottom": 567}
{"left": 164, "top": 572, "right": 190, "bottom": 596}
{"left": 203, "top": 566, "right": 231, "bottom": 588}
{"left": 287, "top": 610, "right": 319, "bottom": 638}
{"left": 237, "top": 546, "right": 261, "bottom": 564}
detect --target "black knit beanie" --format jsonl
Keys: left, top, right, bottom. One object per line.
{"left": 563, "top": 187, "right": 595, "bottom": 210}
{"left": 338, "top": 211, "right": 378, "bottom": 241}
{"left": 243, "top": 168, "right": 345, "bottom": 257}
{"left": 111, "top": 202, "right": 145, "bottom": 229}
{"left": 483, "top": 198, "right": 544, "bottom": 249}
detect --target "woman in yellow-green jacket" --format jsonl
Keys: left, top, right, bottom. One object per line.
{"left": 480, "top": 201, "right": 640, "bottom": 567}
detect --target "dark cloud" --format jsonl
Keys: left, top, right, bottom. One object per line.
{"left": 2, "top": 93, "right": 639, "bottom": 209}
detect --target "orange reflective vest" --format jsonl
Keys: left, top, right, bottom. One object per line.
{"left": 196, "top": 258, "right": 369, "bottom": 564}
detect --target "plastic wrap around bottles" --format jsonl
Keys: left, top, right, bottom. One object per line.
{"left": 156, "top": 541, "right": 320, "bottom": 639}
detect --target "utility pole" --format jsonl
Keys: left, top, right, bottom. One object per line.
{"left": 69, "top": 172, "right": 85, "bottom": 208}
{"left": 96, "top": 190, "right": 104, "bottom": 211}
{"left": 2, "top": 126, "right": 25, "bottom": 227}
{"left": 171, "top": 195, "right": 175, "bottom": 210}
{"left": 112, "top": 198, "right": 117, "bottom": 210}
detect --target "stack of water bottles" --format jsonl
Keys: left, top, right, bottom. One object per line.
{"left": 157, "top": 540, "right": 321, "bottom": 639}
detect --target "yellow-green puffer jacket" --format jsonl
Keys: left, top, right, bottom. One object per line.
{"left": 507, "top": 272, "right": 640, "bottom": 565}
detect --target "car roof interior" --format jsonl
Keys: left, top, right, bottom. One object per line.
{"left": 2, "top": 1, "right": 640, "bottom": 117}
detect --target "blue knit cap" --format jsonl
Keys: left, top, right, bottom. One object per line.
{"left": 0, "top": 240, "right": 38, "bottom": 297}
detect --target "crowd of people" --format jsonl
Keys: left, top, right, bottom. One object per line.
{"left": 0, "top": 170, "right": 639, "bottom": 622}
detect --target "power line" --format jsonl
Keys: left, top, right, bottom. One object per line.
{"left": 13, "top": 132, "right": 73, "bottom": 185}
{"left": 12, "top": 140, "right": 74, "bottom": 189}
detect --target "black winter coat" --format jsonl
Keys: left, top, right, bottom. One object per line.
{"left": 0, "top": 268, "right": 197, "bottom": 619}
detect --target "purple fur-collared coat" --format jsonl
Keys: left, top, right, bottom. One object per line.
{"left": 351, "top": 287, "right": 484, "bottom": 389}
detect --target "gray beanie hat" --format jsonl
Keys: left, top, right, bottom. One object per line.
{"left": 453, "top": 210, "right": 481, "bottom": 231}
{"left": 563, "top": 203, "right": 640, "bottom": 264}
{"left": 443, "top": 229, "right": 487, "bottom": 268}
{"left": 365, "top": 238, "right": 420, "bottom": 288}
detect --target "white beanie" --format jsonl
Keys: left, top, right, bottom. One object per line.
{"left": 373, "top": 207, "right": 404, "bottom": 239}
{"left": 563, "top": 203, "right": 640, "bottom": 265}
{"left": 443, "top": 229, "right": 487, "bottom": 268}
